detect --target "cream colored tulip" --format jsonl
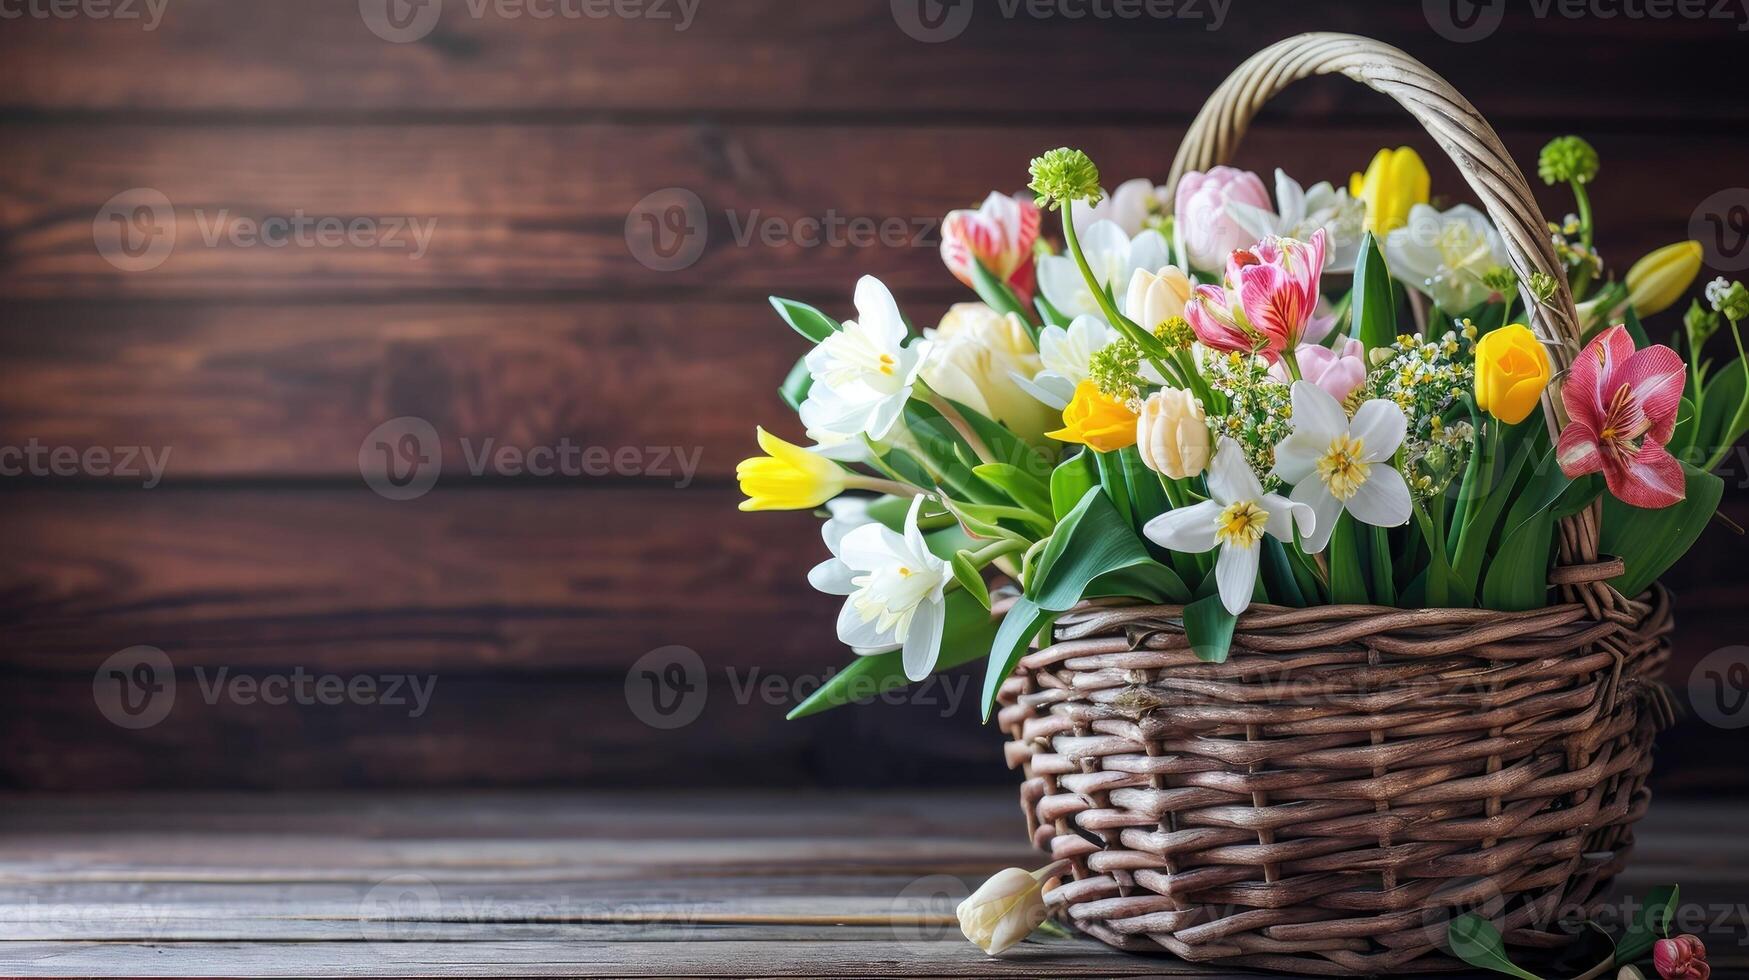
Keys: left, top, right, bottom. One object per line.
{"left": 1136, "top": 389, "right": 1211, "bottom": 479}
{"left": 957, "top": 863, "right": 1061, "bottom": 956}
{"left": 1123, "top": 265, "right": 1193, "bottom": 334}
{"left": 923, "top": 303, "right": 1057, "bottom": 446}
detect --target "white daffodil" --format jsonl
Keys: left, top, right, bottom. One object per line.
{"left": 1270, "top": 381, "right": 1412, "bottom": 554}
{"left": 799, "top": 276, "right": 932, "bottom": 441}
{"left": 1383, "top": 203, "right": 1509, "bottom": 313}
{"left": 1012, "top": 314, "right": 1117, "bottom": 410}
{"left": 1226, "top": 169, "right": 1367, "bottom": 274}
{"left": 1070, "top": 177, "right": 1170, "bottom": 238}
{"left": 808, "top": 496, "right": 949, "bottom": 680}
{"left": 1143, "top": 439, "right": 1314, "bottom": 615}
{"left": 1036, "top": 220, "right": 1170, "bottom": 321}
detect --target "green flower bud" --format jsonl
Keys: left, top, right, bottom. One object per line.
{"left": 1028, "top": 148, "right": 1103, "bottom": 212}
{"left": 1685, "top": 298, "right": 1722, "bottom": 350}
{"left": 1710, "top": 278, "right": 1749, "bottom": 323}
{"left": 1538, "top": 136, "right": 1600, "bottom": 186}
{"left": 1481, "top": 266, "right": 1518, "bottom": 296}
{"left": 1526, "top": 271, "right": 1560, "bottom": 304}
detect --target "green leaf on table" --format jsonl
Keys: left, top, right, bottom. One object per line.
{"left": 778, "top": 354, "right": 813, "bottom": 412}
{"left": 1350, "top": 232, "right": 1400, "bottom": 354}
{"left": 1183, "top": 592, "right": 1238, "bottom": 663}
{"left": 787, "top": 590, "right": 996, "bottom": 720}
{"left": 769, "top": 296, "right": 840, "bottom": 344}
{"left": 950, "top": 550, "right": 992, "bottom": 611}
{"left": 1602, "top": 463, "right": 1725, "bottom": 597}
{"left": 1026, "top": 487, "right": 1155, "bottom": 611}
{"left": 1050, "top": 451, "right": 1100, "bottom": 520}
{"left": 1447, "top": 914, "right": 1545, "bottom": 980}
{"left": 980, "top": 596, "right": 1052, "bottom": 721}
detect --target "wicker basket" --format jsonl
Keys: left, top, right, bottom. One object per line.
{"left": 995, "top": 33, "right": 1678, "bottom": 977}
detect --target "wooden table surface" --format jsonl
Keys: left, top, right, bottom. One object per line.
{"left": 0, "top": 793, "right": 1743, "bottom": 978}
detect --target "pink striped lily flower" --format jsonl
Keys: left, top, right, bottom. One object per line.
{"left": 1556, "top": 324, "right": 1687, "bottom": 509}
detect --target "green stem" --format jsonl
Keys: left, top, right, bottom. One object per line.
{"left": 1060, "top": 208, "right": 1175, "bottom": 384}
{"left": 845, "top": 475, "right": 920, "bottom": 498}
{"left": 1571, "top": 182, "right": 1596, "bottom": 298}
{"left": 921, "top": 384, "right": 997, "bottom": 466}
{"left": 1413, "top": 498, "right": 1451, "bottom": 607}
{"left": 1282, "top": 345, "right": 1304, "bottom": 383}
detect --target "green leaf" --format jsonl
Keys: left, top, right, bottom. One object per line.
{"left": 1328, "top": 514, "right": 1371, "bottom": 605}
{"left": 778, "top": 355, "right": 813, "bottom": 412}
{"left": 1350, "top": 232, "right": 1400, "bottom": 354}
{"left": 1259, "top": 536, "right": 1306, "bottom": 608}
{"left": 968, "top": 258, "right": 1037, "bottom": 340}
{"left": 1447, "top": 914, "right": 1544, "bottom": 980}
{"left": 1026, "top": 488, "right": 1154, "bottom": 611}
{"left": 1699, "top": 359, "right": 1749, "bottom": 461}
{"left": 980, "top": 596, "right": 1051, "bottom": 721}
{"left": 1452, "top": 419, "right": 1537, "bottom": 592}
{"left": 947, "top": 395, "right": 1051, "bottom": 476}
{"left": 1620, "top": 305, "right": 1653, "bottom": 349}
{"left": 1602, "top": 463, "right": 1725, "bottom": 597}
{"left": 972, "top": 463, "right": 1052, "bottom": 518}
{"left": 1617, "top": 885, "right": 1680, "bottom": 964}
{"left": 769, "top": 296, "right": 840, "bottom": 344}
{"left": 1481, "top": 463, "right": 1562, "bottom": 612}
{"left": 1035, "top": 294, "right": 1068, "bottom": 328}
{"left": 1049, "top": 451, "right": 1100, "bottom": 520}
{"left": 788, "top": 590, "right": 996, "bottom": 720}
{"left": 1368, "top": 524, "right": 1397, "bottom": 606}
{"left": 1183, "top": 592, "right": 1237, "bottom": 663}
{"left": 1087, "top": 560, "right": 1190, "bottom": 605}
{"left": 951, "top": 551, "right": 992, "bottom": 611}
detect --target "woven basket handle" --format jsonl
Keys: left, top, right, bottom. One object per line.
{"left": 1165, "top": 32, "right": 1604, "bottom": 568}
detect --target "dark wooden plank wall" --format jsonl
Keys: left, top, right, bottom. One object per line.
{"left": 2, "top": 1, "right": 1747, "bottom": 790}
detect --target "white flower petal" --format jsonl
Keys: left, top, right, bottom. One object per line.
{"left": 901, "top": 597, "right": 946, "bottom": 681}
{"left": 1079, "top": 221, "right": 1131, "bottom": 276}
{"left": 1037, "top": 255, "right": 1093, "bottom": 317}
{"left": 1215, "top": 543, "right": 1261, "bottom": 616}
{"left": 1270, "top": 430, "right": 1325, "bottom": 486}
{"left": 853, "top": 275, "right": 906, "bottom": 346}
{"left": 1290, "top": 381, "right": 1347, "bottom": 441}
{"left": 1127, "top": 230, "right": 1171, "bottom": 279}
{"left": 1013, "top": 371, "right": 1074, "bottom": 411}
{"left": 1346, "top": 463, "right": 1413, "bottom": 529}
{"left": 1289, "top": 480, "right": 1340, "bottom": 554}
{"left": 1225, "top": 200, "right": 1279, "bottom": 244}
{"left": 864, "top": 391, "right": 909, "bottom": 441}
{"left": 1206, "top": 439, "right": 1263, "bottom": 506}
{"left": 1143, "top": 501, "right": 1222, "bottom": 554}
{"left": 837, "top": 597, "right": 896, "bottom": 649}
{"left": 809, "top": 558, "right": 857, "bottom": 595}
{"left": 1350, "top": 399, "right": 1409, "bottom": 461}
{"left": 838, "top": 522, "right": 900, "bottom": 572}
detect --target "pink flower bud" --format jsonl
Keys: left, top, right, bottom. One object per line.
{"left": 1653, "top": 934, "right": 1709, "bottom": 980}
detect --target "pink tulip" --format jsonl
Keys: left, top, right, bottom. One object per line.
{"left": 1556, "top": 324, "right": 1687, "bottom": 509}
{"left": 1270, "top": 338, "right": 1366, "bottom": 402}
{"left": 1175, "top": 166, "right": 1270, "bottom": 272}
{"left": 1183, "top": 230, "right": 1329, "bottom": 357}
{"left": 1654, "top": 935, "right": 1709, "bottom": 980}
{"left": 941, "top": 192, "right": 1040, "bottom": 304}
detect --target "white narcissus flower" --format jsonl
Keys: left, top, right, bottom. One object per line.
{"left": 923, "top": 303, "right": 1058, "bottom": 445}
{"left": 1226, "top": 168, "right": 1368, "bottom": 274}
{"left": 1012, "top": 314, "right": 1118, "bottom": 411}
{"left": 799, "top": 276, "right": 932, "bottom": 441}
{"left": 1144, "top": 439, "right": 1314, "bottom": 615}
{"left": 1383, "top": 203, "right": 1509, "bottom": 313}
{"left": 1270, "top": 381, "right": 1412, "bottom": 554}
{"left": 1036, "top": 220, "right": 1169, "bottom": 321}
{"left": 957, "top": 863, "right": 1065, "bottom": 956}
{"left": 808, "top": 496, "right": 948, "bottom": 680}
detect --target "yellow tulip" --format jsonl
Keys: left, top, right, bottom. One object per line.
{"left": 1474, "top": 324, "right": 1553, "bottom": 425}
{"left": 1046, "top": 381, "right": 1138, "bottom": 453}
{"left": 736, "top": 427, "right": 846, "bottom": 511}
{"left": 1350, "top": 147, "right": 1430, "bottom": 235}
{"left": 1626, "top": 240, "right": 1703, "bottom": 318}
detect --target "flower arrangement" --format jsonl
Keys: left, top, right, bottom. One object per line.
{"left": 740, "top": 138, "right": 1742, "bottom": 730}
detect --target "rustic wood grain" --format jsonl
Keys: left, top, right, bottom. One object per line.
{"left": 1, "top": 0, "right": 1743, "bottom": 122}
{"left": 0, "top": 124, "right": 1733, "bottom": 300}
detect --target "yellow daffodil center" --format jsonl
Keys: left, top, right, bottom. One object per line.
{"left": 1214, "top": 500, "right": 1269, "bottom": 549}
{"left": 1317, "top": 434, "right": 1370, "bottom": 501}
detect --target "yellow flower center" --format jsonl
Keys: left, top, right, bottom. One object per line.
{"left": 1214, "top": 500, "right": 1269, "bottom": 549}
{"left": 1317, "top": 434, "right": 1370, "bottom": 501}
